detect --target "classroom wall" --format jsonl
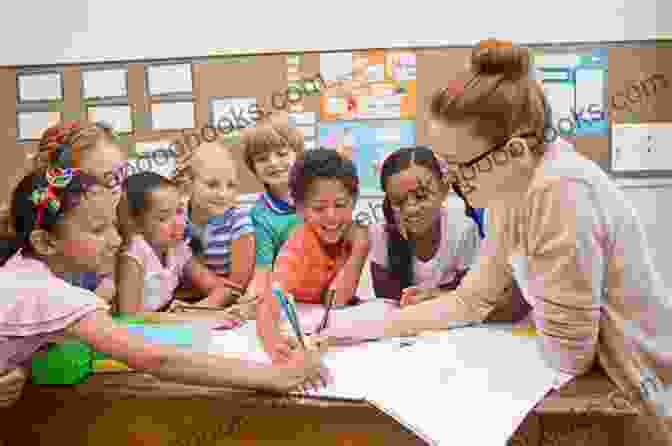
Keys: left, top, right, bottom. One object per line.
{"left": 0, "top": 0, "right": 670, "bottom": 66}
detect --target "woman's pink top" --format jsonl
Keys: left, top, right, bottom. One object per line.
{"left": 121, "top": 235, "right": 193, "bottom": 311}
{"left": 0, "top": 251, "right": 106, "bottom": 371}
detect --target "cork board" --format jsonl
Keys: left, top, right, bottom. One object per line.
{"left": 193, "top": 54, "right": 287, "bottom": 193}
{"left": 0, "top": 44, "right": 671, "bottom": 204}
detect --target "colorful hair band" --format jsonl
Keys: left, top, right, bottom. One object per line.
{"left": 30, "top": 167, "right": 81, "bottom": 226}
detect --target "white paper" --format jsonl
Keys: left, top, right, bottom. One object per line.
{"left": 575, "top": 68, "right": 605, "bottom": 117}
{"left": 377, "top": 126, "right": 401, "bottom": 143}
{"left": 360, "top": 95, "right": 401, "bottom": 119}
{"left": 367, "top": 64, "right": 386, "bottom": 82}
{"left": 289, "top": 112, "right": 316, "bottom": 126}
{"left": 327, "top": 97, "right": 346, "bottom": 114}
{"left": 87, "top": 105, "right": 133, "bottom": 133}
{"left": 320, "top": 52, "right": 353, "bottom": 82}
{"left": 366, "top": 327, "right": 557, "bottom": 445}
{"left": 18, "top": 72, "right": 62, "bottom": 102}
{"left": 17, "top": 111, "right": 61, "bottom": 140}
{"left": 298, "top": 125, "right": 315, "bottom": 138}
{"left": 147, "top": 64, "right": 193, "bottom": 95}
{"left": 304, "top": 139, "right": 316, "bottom": 150}
{"left": 209, "top": 321, "right": 271, "bottom": 363}
{"left": 611, "top": 123, "right": 672, "bottom": 172}
{"left": 82, "top": 68, "right": 127, "bottom": 99}
{"left": 394, "top": 53, "right": 417, "bottom": 81}
{"left": 542, "top": 82, "right": 575, "bottom": 132}
{"left": 134, "top": 141, "right": 176, "bottom": 178}
{"left": 150, "top": 101, "right": 195, "bottom": 130}
{"left": 210, "top": 97, "right": 257, "bottom": 130}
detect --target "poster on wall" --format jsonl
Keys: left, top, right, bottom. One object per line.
{"left": 318, "top": 120, "right": 416, "bottom": 195}
{"left": 319, "top": 50, "right": 416, "bottom": 121}
{"left": 533, "top": 47, "right": 609, "bottom": 137}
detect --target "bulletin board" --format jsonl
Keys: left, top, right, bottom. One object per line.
{"left": 0, "top": 43, "right": 671, "bottom": 204}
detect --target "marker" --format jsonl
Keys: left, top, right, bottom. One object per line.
{"left": 271, "top": 284, "right": 306, "bottom": 349}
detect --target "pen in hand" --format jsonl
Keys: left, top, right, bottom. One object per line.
{"left": 317, "top": 289, "right": 336, "bottom": 334}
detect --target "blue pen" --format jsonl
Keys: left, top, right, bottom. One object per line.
{"left": 271, "top": 284, "right": 306, "bottom": 349}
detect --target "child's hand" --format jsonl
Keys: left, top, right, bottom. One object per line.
{"left": 0, "top": 367, "right": 27, "bottom": 408}
{"left": 227, "top": 299, "right": 258, "bottom": 320}
{"left": 400, "top": 287, "right": 438, "bottom": 307}
{"left": 345, "top": 223, "right": 369, "bottom": 251}
{"left": 270, "top": 337, "right": 332, "bottom": 393}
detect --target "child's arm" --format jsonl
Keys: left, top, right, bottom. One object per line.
{"left": 328, "top": 223, "right": 370, "bottom": 306}
{"left": 257, "top": 245, "right": 299, "bottom": 363}
{"left": 227, "top": 233, "right": 255, "bottom": 290}
{"left": 65, "top": 310, "right": 327, "bottom": 392}
{"left": 186, "top": 259, "right": 240, "bottom": 307}
{"left": 95, "top": 274, "right": 116, "bottom": 303}
{"left": 116, "top": 255, "right": 145, "bottom": 314}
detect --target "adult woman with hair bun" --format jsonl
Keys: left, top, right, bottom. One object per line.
{"left": 324, "top": 39, "right": 672, "bottom": 443}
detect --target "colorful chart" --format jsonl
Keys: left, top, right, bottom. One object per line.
{"left": 319, "top": 50, "right": 417, "bottom": 121}
{"left": 318, "top": 120, "right": 416, "bottom": 194}
{"left": 533, "top": 47, "right": 609, "bottom": 137}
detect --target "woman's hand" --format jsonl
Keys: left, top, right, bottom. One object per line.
{"left": 0, "top": 367, "right": 27, "bottom": 408}
{"left": 400, "top": 287, "right": 439, "bottom": 307}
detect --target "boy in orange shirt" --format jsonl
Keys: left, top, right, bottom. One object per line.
{"left": 257, "top": 148, "right": 369, "bottom": 362}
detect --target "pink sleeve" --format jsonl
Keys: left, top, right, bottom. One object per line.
{"left": 0, "top": 275, "right": 100, "bottom": 337}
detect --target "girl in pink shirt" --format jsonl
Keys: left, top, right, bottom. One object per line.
{"left": 115, "top": 171, "right": 238, "bottom": 314}
{"left": 0, "top": 167, "right": 327, "bottom": 397}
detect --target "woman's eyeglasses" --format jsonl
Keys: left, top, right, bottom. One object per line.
{"left": 440, "top": 133, "right": 539, "bottom": 192}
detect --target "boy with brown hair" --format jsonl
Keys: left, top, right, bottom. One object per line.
{"left": 233, "top": 113, "right": 305, "bottom": 316}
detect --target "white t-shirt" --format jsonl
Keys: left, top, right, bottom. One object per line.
{"left": 368, "top": 200, "right": 481, "bottom": 289}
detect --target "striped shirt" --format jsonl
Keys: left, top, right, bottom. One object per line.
{"left": 187, "top": 207, "right": 255, "bottom": 275}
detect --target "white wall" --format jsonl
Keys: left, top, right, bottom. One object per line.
{"left": 1, "top": 0, "right": 670, "bottom": 67}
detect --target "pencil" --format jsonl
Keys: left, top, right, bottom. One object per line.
{"left": 317, "top": 289, "right": 336, "bottom": 333}
{"left": 286, "top": 293, "right": 307, "bottom": 348}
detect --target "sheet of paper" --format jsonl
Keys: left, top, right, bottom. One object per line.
{"left": 575, "top": 68, "right": 605, "bottom": 116}
{"left": 366, "top": 326, "right": 557, "bottom": 445}
{"left": 367, "top": 64, "right": 386, "bottom": 82}
{"left": 87, "top": 105, "right": 133, "bottom": 133}
{"left": 289, "top": 112, "right": 316, "bottom": 127}
{"left": 298, "top": 125, "right": 315, "bottom": 138}
{"left": 18, "top": 72, "right": 62, "bottom": 102}
{"left": 134, "top": 141, "right": 176, "bottom": 178}
{"left": 150, "top": 101, "right": 195, "bottom": 130}
{"left": 304, "top": 139, "right": 316, "bottom": 150}
{"left": 320, "top": 52, "right": 353, "bottom": 82}
{"left": 146, "top": 64, "right": 193, "bottom": 96}
{"left": 17, "top": 111, "right": 61, "bottom": 140}
{"left": 82, "top": 68, "right": 127, "bottom": 99}
{"left": 208, "top": 321, "right": 270, "bottom": 363}
{"left": 210, "top": 97, "right": 257, "bottom": 130}
{"left": 542, "top": 82, "right": 574, "bottom": 133}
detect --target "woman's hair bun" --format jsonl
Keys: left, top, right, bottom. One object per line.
{"left": 470, "top": 39, "right": 531, "bottom": 79}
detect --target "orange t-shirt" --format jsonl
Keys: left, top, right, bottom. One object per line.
{"left": 272, "top": 223, "right": 351, "bottom": 304}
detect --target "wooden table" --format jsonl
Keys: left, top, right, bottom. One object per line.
{"left": 1, "top": 365, "right": 646, "bottom": 446}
